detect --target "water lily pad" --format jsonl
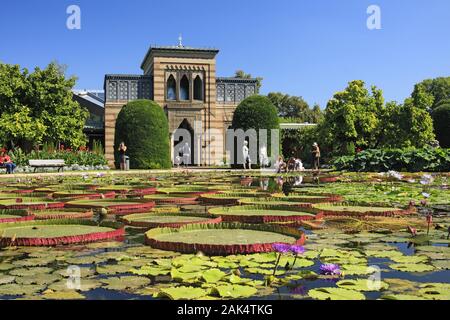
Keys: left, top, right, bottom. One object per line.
{"left": 390, "top": 263, "right": 435, "bottom": 272}
{"left": 432, "top": 260, "right": 450, "bottom": 270}
{"left": 308, "top": 287, "right": 366, "bottom": 300}
{"left": 15, "top": 273, "right": 61, "bottom": 285}
{"left": 157, "top": 286, "right": 208, "bottom": 300}
{"left": 336, "top": 279, "right": 389, "bottom": 292}
{"left": 101, "top": 276, "right": 151, "bottom": 291}
{"left": 170, "top": 268, "right": 201, "bottom": 283}
{"left": 390, "top": 255, "right": 428, "bottom": 264}
{"left": 131, "top": 265, "right": 171, "bottom": 276}
{"left": 42, "top": 290, "right": 86, "bottom": 300}
{"left": 9, "top": 267, "right": 53, "bottom": 276}
{"left": 341, "top": 265, "right": 379, "bottom": 276}
{"left": 211, "top": 284, "right": 258, "bottom": 299}
{"left": 0, "top": 275, "right": 15, "bottom": 285}
{"left": 48, "top": 279, "right": 103, "bottom": 292}
{"left": 364, "top": 250, "right": 403, "bottom": 259}
{"left": 201, "top": 269, "right": 227, "bottom": 283}
{"left": 96, "top": 264, "right": 133, "bottom": 275}
{"left": 0, "top": 283, "right": 45, "bottom": 296}
{"left": 381, "top": 294, "right": 427, "bottom": 300}
{"left": 418, "top": 283, "right": 450, "bottom": 300}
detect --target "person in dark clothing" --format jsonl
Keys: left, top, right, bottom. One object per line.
{"left": 118, "top": 142, "right": 127, "bottom": 170}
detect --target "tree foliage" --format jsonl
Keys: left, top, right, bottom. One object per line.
{"left": 234, "top": 70, "right": 263, "bottom": 91}
{"left": 114, "top": 99, "right": 171, "bottom": 169}
{"left": 0, "top": 62, "right": 88, "bottom": 150}
{"left": 412, "top": 77, "right": 450, "bottom": 109}
{"left": 267, "top": 92, "right": 323, "bottom": 123}
{"left": 319, "top": 80, "right": 436, "bottom": 156}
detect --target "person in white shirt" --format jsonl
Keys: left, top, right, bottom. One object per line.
{"left": 182, "top": 142, "right": 191, "bottom": 167}
{"left": 243, "top": 141, "right": 251, "bottom": 170}
{"left": 260, "top": 144, "right": 269, "bottom": 169}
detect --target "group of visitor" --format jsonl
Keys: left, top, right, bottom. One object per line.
{"left": 0, "top": 149, "right": 16, "bottom": 174}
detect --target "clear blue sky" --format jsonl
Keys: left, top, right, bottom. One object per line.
{"left": 1, "top": 0, "right": 449, "bottom": 107}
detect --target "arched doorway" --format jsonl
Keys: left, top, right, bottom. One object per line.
{"left": 174, "top": 119, "right": 195, "bottom": 166}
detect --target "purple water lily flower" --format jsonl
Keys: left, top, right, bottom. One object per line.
{"left": 290, "top": 245, "right": 306, "bottom": 255}
{"left": 320, "top": 264, "right": 341, "bottom": 276}
{"left": 272, "top": 243, "right": 291, "bottom": 253}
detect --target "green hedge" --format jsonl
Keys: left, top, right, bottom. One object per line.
{"left": 114, "top": 100, "right": 171, "bottom": 169}
{"left": 9, "top": 148, "right": 107, "bottom": 167}
{"left": 333, "top": 147, "right": 450, "bottom": 172}
{"left": 432, "top": 104, "right": 450, "bottom": 148}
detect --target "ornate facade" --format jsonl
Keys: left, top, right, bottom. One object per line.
{"left": 104, "top": 45, "right": 258, "bottom": 167}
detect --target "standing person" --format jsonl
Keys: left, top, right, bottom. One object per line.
{"left": 242, "top": 141, "right": 251, "bottom": 170}
{"left": 311, "top": 142, "right": 321, "bottom": 171}
{"left": 0, "top": 150, "right": 16, "bottom": 174}
{"left": 182, "top": 142, "right": 191, "bottom": 167}
{"left": 259, "top": 144, "right": 269, "bottom": 169}
{"left": 118, "top": 142, "right": 127, "bottom": 171}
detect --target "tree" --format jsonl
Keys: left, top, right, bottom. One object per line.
{"left": 114, "top": 99, "right": 171, "bottom": 169}
{"left": 234, "top": 70, "right": 263, "bottom": 91}
{"left": 432, "top": 104, "right": 450, "bottom": 148}
{"left": 321, "top": 80, "right": 383, "bottom": 155}
{"left": 412, "top": 77, "right": 450, "bottom": 109}
{"left": 267, "top": 92, "right": 309, "bottom": 119}
{"left": 0, "top": 62, "right": 88, "bottom": 151}
{"left": 27, "top": 62, "right": 88, "bottom": 148}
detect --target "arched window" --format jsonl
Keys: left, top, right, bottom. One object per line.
{"left": 180, "top": 75, "right": 190, "bottom": 100}
{"left": 194, "top": 76, "right": 203, "bottom": 101}
{"left": 166, "top": 75, "right": 176, "bottom": 100}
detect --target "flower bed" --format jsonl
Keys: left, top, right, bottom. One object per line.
{"left": 209, "top": 205, "right": 319, "bottom": 224}
{"left": 0, "top": 220, "right": 124, "bottom": 247}
{"left": 145, "top": 223, "right": 306, "bottom": 255}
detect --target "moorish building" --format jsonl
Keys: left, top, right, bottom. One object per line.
{"left": 103, "top": 41, "right": 259, "bottom": 167}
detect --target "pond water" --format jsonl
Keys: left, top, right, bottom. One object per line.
{"left": 0, "top": 172, "right": 449, "bottom": 300}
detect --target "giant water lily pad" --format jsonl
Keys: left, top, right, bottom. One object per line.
{"left": 308, "top": 287, "right": 366, "bottom": 300}
{"left": 145, "top": 223, "right": 304, "bottom": 255}
{"left": 209, "top": 205, "right": 316, "bottom": 224}
{"left": 0, "top": 220, "right": 124, "bottom": 247}
{"left": 122, "top": 212, "right": 220, "bottom": 229}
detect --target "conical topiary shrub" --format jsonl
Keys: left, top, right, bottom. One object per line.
{"left": 114, "top": 99, "right": 171, "bottom": 169}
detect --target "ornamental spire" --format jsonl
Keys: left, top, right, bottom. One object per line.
{"left": 178, "top": 34, "right": 183, "bottom": 47}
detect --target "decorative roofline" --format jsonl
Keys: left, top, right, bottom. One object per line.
{"left": 216, "top": 77, "right": 259, "bottom": 84}
{"left": 140, "top": 45, "right": 220, "bottom": 70}
{"left": 105, "top": 74, "right": 152, "bottom": 81}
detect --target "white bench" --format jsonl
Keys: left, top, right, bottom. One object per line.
{"left": 29, "top": 160, "right": 66, "bottom": 172}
